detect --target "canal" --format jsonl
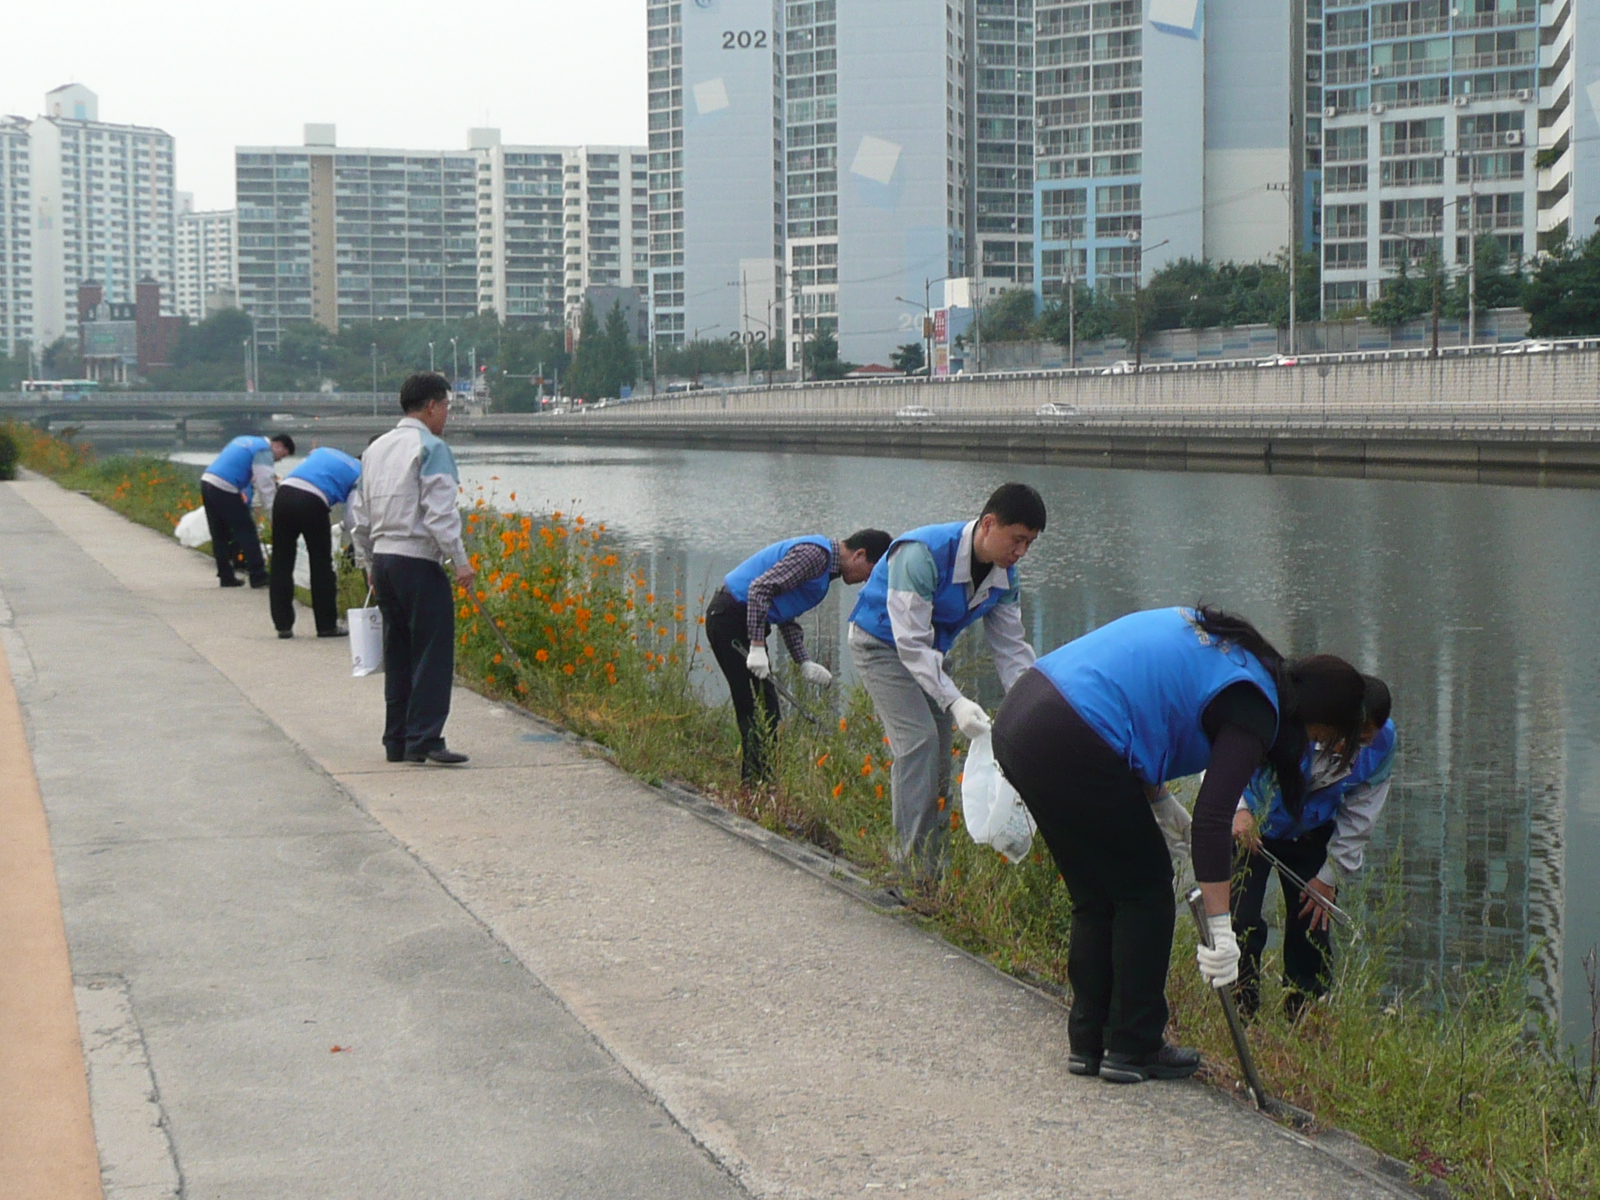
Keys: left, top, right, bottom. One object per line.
{"left": 176, "top": 437, "right": 1599, "bottom": 1043}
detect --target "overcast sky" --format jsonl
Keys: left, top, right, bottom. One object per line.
{"left": 6, "top": 0, "right": 646, "bottom": 210}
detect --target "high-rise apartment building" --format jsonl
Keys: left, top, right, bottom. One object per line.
{"left": 560, "top": 146, "right": 651, "bottom": 329}
{"left": 19, "top": 85, "right": 177, "bottom": 351}
{"left": 0, "top": 117, "right": 31, "bottom": 357}
{"left": 175, "top": 194, "right": 237, "bottom": 320}
{"left": 648, "top": 0, "right": 1040, "bottom": 369}
{"left": 236, "top": 126, "right": 478, "bottom": 346}
{"left": 473, "top": 131, "right": 567, "bottom": 325}
{"left": 1317, "top": 0, "right": 1555, "bottom": 312}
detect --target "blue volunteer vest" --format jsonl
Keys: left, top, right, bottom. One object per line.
{"left": 286, "top": 447, "right": 361, "bottom": 506}
{"left": 207, "top": 436, "right": 270, "bottom": 491}
{"left": 849, "top": 521, "right": 1015, "bottom": 654}
{"left": 1033, "top": 607, "right": 1281, "bottom": 786}
{"left": 724, "top": 535, "right": 834, "bottom": 625}
{"left": 1248, "top": 719, "right": 1396, "bottom": 840}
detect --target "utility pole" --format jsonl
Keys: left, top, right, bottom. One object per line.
{"left": 370, "top": 343, "right": 378, "bottom": 414}
{"left": 242, "top": 338, "right": 251, "bottom": 392}
{"left": 428, "top": 341, "right": 435, "bottom": 371}
{"left": 740, "top": 269, "right": 751, "bottom": 384}
{"left": 1067, "top": 227, "right": 1078, "bottom": 370}
{"left": 1267, "top": 181, "right": 1296, "bottom": 355}
{"left": 792, "top": 275, "right": 806, "bottom": 385}
{"left": 649, "top": 322, "right": 658, "bottom": 397}
{"left": 1125, "top": 233, "right": 1168, "bottom": 373}
{"left": 450, "top": 337, "right": 459, "bottom": 389}
{"left": 923, "top": 276, "right": 932, "bottom": 378}
{"left": 972, "top": 279, "right": 983, "bottom": 374}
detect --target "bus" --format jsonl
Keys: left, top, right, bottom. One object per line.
{"left": 20, "top": 379, "right": 99, "bottom": 401}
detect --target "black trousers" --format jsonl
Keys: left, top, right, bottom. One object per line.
{"left": 705, "top": 590, "right": 779, "bottom": 783}
{"left": 200, "top": 480, "right": 266, "bottom": 584}
{"left": 994, "top": 669, "right": 1175, "bottom": 1058}
{"left": 371, "top": 554, "right": 455, "bottom": 755}
{"left": 269, "top": 486, "right": 339, "bottom": 634}
{"left": 1232, "top": 823, "right": 1336, "bottom": 1016}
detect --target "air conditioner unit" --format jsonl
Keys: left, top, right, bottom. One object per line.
{"left": 1515, "top": 88, "right": 1533, "bottom": 102}
{"left": 1454, "top": 95, "right": 1470, "bottom": 107}
{"left": 1504, "top": 129, "right": 1524, "bottom": 146}
{"left": 1370, "top": 102, "right": 1386, "bottom": 115}
{"left": 1370, "top": 65, "right": 1382, "bottom": 77}
{"left": 1325, "top": 105, "right": 1339, "bottom": 118}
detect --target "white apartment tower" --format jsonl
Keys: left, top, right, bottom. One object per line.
{"left": 0, "top": 117, "right": 31, "bottom": 357}
{"left": 647, "top": 0, "right": 1036, "bottom": 369}
{"left": 24, "top": 85, "right": 177, "bottom": 350}
{"left": 175, "top": 193, "right": 237, "bottom": 319}
{"left": 1317, "top": 0, "right": 1549, "bottom": 312}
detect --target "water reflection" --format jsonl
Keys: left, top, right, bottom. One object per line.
{"left": 161, "top": 436, "right": 1593, "bottom": 1041}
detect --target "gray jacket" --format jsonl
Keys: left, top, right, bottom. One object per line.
{"left": 349, "top": 418, "right": 468, "bottom": 569}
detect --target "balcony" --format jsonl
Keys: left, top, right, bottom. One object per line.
{"left": 1381, "top": 137, "right": 1445, "bottom": 157}
{"left": 1370, "top": 58, "right": 1451, "bottom": 81}
{"left": 1326, "top": 28, "right": 1368, "bottom": 48}
{"left": 1453, "top": 50, "right": 1536, "bottom": 72}
{"left": 1370, "top": 18, "right": 1448, "bottom": 41}
{"left": 1455, "top": 8, "right": 1537, "bottom": 30}
{"left": 1380, "top": 217, "right": 1442, "bottom": 236}
{"left": 1325, "top": 222, "right": 1368, "bottom": 239}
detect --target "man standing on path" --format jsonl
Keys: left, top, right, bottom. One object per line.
{"left": 847, "top": 483, "right": 1045, "bottom": 878}
{"left": 706, "top": 529, "right": 892, "bottom": 783}
{"left": 270, "top": 446, "right": 361, "bottom": 640}
{"left": 200, "top": 433, "right": 293, "bottom": 588}
{"left": 350, "top": 374, "right": 474, "bottom": 765}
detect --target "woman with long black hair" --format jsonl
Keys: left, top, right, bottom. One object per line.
{"left": 991, "top": 606, "right": 1366, "bottom": 1084}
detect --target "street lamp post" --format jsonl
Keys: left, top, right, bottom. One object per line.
{"left": 1266, "top": 181, "right": 1297, "bottom": 355}
{"left": 428, "top": 341, "right": 435, "bottom": 372}
{"left": 370, "top": 343, "right": 378, "bottom": 415}
{"left": 242, "top": 338, "right": 252, "bottom": 392}
{"left": 449, "top": 337, "right": 459, "bottom": 389}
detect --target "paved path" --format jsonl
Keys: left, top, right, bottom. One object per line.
{"left": 0, "top": 477, "right": 1417, "bottom": 1199}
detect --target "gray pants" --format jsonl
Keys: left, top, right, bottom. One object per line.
{"left": 850, "top": 631, "right": 954, "bottom": 874}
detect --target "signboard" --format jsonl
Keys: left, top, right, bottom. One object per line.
{"left": 932, "top": 308, "right": 950, "bottom": 377}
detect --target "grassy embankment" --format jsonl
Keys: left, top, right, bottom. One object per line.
{"left": 9, "top": 426, "right": 1596, "bottom": 1199}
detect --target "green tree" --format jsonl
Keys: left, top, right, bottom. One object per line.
{"left": 1524, "top": 234, "right": 1600, "bottom": 337}
{"left": 804, "top": 329, "right": 852, "bottom": 380}
{"left": 890, "top": 342, "right": 925, "bottom": 374}
{"left": 566, "top": 300, "right": 605, "bottom": 400}
{"left": 41, "top": 336, "right": 82, "bottom": 380}
{"left": 0, "top": 348, "right": 30, "bottom": 390}
{"left": 1368, "top": 254, "right": 1439, "bottom": 328}
{"left": 601, "top": 301, "right": 637, "bottom": 397}
{"left": 979, "top": 288, "right": 1037, "bottom": 343}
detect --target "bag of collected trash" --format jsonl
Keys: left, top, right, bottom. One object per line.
{"left": 174, "top": 506, "right": 210, "bottom": 548}
{"left": 960, "top": 732, "right": 1036, "bottom": 863}
{"left": 349, "top": 590, "right": 384, "bottom": 677}
{"left": 292, "top": 537, "right": 311, "bottom": 590}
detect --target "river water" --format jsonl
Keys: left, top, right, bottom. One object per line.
{"left": 169, "top": 437, "right": 1598, "bottom": 1041}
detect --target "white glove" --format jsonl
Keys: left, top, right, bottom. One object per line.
{"left": 745, "top": 645, "right": 771, "bottom": 680}
{"left": 1196, "top": 913, "right": 1240, "bottom": 989}
{"left": 799, "top": 661, "right": 832, "bottom": 687}
{"left": 1151, "top": 789, "right": 1192, "bottom": 861}
{"left": 949, "top": 697, "right": 992, "bottom": 740}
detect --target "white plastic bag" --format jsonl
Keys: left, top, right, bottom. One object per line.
{"left": 175, "top": 506, "right": 210, "bottom": 548}
{"left": 960, "top": 732, "right": 1036, "bottom": 863}
{"left": 292, "top": 536, "right": 311, "bottom": 590}
{"left": 349, "top": 590, "right": 384, "bottom": 677}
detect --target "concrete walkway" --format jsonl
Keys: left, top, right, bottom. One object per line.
{"left": 0, "top": 477, "right": 1416, "bottom": 1200}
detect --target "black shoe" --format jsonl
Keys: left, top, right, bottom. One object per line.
{"left": 1067, "top": 1050, "right": 1102, "bottom": 1077}
{"left": 219, "top": 577, "right": 244, "bottom": 588}
{"left": 249, "top": 576, "right": 269, "bottom": 589}
{"left": 405, "top": 746, "right": 469, "bottom": 766}
{"left": 317, "top": 626, "right": 348, "bottom": 639}
{"left": 385, "top": 745, "right": 405, "bottom": 763}
{"left": 277, "top": 629, "right": 294, "bottom": 639}
{"left": 1099, "top": 1044, "right": 1201, "bottom": 1084}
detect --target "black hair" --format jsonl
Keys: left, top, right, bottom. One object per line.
{"left": 1362, "top": 674, "right": 1392, "bottom": 729}
{"left": 399, "top": 371, "right": 450, "bottom": 413}
{"left": 842, "top": 528, "right": 893, "bottom": 562}
{"left": 1193, "top": 605, "right": 1365, "bottom": 818}
{"left": 270, "top": 434, "right": 295, "bottom": 455}
{"left": 980, "top": 482, "right": 1047, "bottom": 532}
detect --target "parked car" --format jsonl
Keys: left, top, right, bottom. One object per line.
{"left": 895, "top": 404, "right": 936, "bottom": 422}
{"left": 1101, "top": 360, "right": 1136, "bottom": 375}
{"left": 1036, "top": 402, "right": 1083, "bottom": 421}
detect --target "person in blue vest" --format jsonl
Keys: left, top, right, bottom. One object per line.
{"left": 200, "top": 433, "right": 294, "bottom": 587}
{"left": 990, "top": 607, "right": 1366, "bottom": 1084}
{"left": 269, "top": 445, "right": 362, "bottom": 639}
{"left": 848, "top": 482, "right": 1046, "bottom": 877}
{"left": 706, "top": 529, "right": 893, "bottom": 782}
{"left": 1231, "top": 674, "right": 1395, "bottom": 1019}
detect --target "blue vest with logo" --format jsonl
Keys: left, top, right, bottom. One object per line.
{"left": 849, "top": 521, "right": 1015, "bottom": 654}
{"left": 286, "top": 447, "right": 361, "bottom": 507}
{"left": 1033, "top": 607, "right": 1281, "bottom": 786}
{"left": 724, "top": 535, "right": 834, "bottom": 625}
{"left": 1248, "top": 719, "right": 1396, "bottom": 840}
{"left": 207, "top": 436, "right": 270, "bottom": 491}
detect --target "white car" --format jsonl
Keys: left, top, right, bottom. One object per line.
{"left": 895, "top": 404, "right": 936, "bottom": 422}
{"left": 1256, "top": 354, "right": 1299, "bottom": 367}
{"left": 1500, "top": 339, "right": 1554, "bottom": 355}
{"left": 1101, "top": 359, "right": 1136, "bottom": 375}
{"left": 1036, "top": 402, "right": 1082, "bottom": 420}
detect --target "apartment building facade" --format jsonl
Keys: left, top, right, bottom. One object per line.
{"left": 17, "top": 85, "right": 177, "bottom": 352}
{"left": 175, "top": 195, "right": 237, "bottom": 320}
{"left": 1317, "top": 0, "right": 1552, "bottom": 312}
{"left": 0, "top": 117, "right": 31, "bottom": 357}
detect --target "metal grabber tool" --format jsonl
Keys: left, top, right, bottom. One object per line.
{"left": 1185, "top": 887, "right": 1315, "bottom": 1128}
{"left": 731, "top": 639, "right": 824, "bottom": 728}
